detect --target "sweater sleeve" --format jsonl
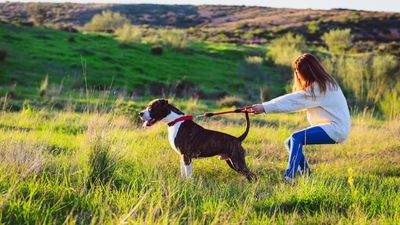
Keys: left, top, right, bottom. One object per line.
{"left": 262, "top": 90, "right": 320, "bottom": 114}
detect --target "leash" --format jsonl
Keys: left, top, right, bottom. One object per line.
{"left": 167, "top": 106, "right": 255, "bottom": 127}
{"left": 196, "top": 105, "right": 255, "bottom": 118}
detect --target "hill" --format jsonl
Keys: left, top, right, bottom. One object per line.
{"left": 1, "top": 2, "right": 399, "bottom": 46}
{"left": 0, "top": 23, "right": 284, "bottom": 106}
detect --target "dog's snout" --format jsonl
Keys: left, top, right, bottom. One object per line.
{"left": 139, "top": 111, "right": 144, "bottom": 117}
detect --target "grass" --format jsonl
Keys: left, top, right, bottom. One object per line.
{"left": 0, "top": 23, "right": 284, "bottom": 100}
{"left": 0, "top": 105, "right": 399, "bottom": 224}
{"left": 0, "top": 20, "right": 399, "bottom": 224}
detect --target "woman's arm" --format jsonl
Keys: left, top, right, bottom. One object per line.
{"left": 260, "top": 90, "right": 320, "bottom": 114}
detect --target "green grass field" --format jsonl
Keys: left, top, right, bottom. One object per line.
{"left": 1, "top": 23, "right": 400, "bottom": 224}
{"left": 0, "top": 108, "right": 399, "bottom": 224}
{"left": 0, "top": 24, "right": 283, "bottom": 101}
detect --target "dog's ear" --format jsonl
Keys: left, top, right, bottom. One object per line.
{"left": 160, "top": 99, "right": 169, "bottom": 105}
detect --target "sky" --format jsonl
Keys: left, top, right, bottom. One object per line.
{"left": 3, "top": 0, "right": 400, "bottom": 12}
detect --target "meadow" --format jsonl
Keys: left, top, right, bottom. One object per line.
{"left": 0, "top": 9, "right": 400, "bottom": 224}
{"left": 0, "top": 105, "right": 399, "bottom": 224}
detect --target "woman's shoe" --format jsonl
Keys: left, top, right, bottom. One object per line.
{"left": 284, "top": 176, "right": 294, "bottom": 185}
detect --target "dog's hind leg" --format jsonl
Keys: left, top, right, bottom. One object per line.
{"left": 231, "top": 149, "right": 257, "bottom": 182}
{"left": 225, "top": 159, "right": 237, "bottom": 171}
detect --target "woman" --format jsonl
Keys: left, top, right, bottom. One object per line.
{"left": 251, "top": 53, "right": 351, "bottom": 184}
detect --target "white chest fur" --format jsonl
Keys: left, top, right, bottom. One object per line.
{"left": 167, "top": 122, "right": 182, "bottom": 153}
{"left": 162, "top": 112, "right": 184, "bottom": 154}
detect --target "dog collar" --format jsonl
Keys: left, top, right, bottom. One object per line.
{"left": 168, "top": 115, "right": 193, "bottom": 127}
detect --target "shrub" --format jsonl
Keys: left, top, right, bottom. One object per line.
{"left": 267, "top": 32, "right": 306, "bottom": 66}
{"left": 322, "top": 54, "right": 399, "bottom": 105}
{"left": 379, "top": 90, "right": 400, "bottom": 120}
{"left": 83, "top": 10, "right": 130, "bottom": 33}
{"left": 151, "top": 46, "right": 163, "bottom": 55}
{"left": 307, "top": 21, "right": 320, "bottom": 34}
{"left": 174, "top": 79, "right": 196, "bottom": 98}
{"left": 141, "top": 28, "right": 159, "bottom": 45}
{"left": 67, "top": 36, "right": 75, "bottom": 43}
{"left": 115, "top": 24, "right": 143, "bottom": 44}
{"left": 368, "top": 54, "right": 399, "bottom": 102}
{"left": 0, "top": 49, "right": 7, "bottom": 62}
{"left": 322, "top": 28, "right": 353, "bottom": 53}
{"left": 157, "top": 28, "right": 190, "bottom": 49}
{"left": 217, "top": 96, "right": 244, "bottom": 108}
{"left": 245, "top": 56, "right": 263, "bottom": 65}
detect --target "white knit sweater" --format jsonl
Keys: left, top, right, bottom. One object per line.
{"left": 262, "top": 84, "right": 351, "bottom": 143}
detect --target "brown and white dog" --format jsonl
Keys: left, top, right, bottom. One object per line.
{"left": 139, "top": 99, "right": 256, "bottom": 182}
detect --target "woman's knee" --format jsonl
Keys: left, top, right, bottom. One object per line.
{"left": 284, "top": 137, "right": 291, "bottom": 152}
{"left": 291, "top": 131, "right": 305, "bottom": 144}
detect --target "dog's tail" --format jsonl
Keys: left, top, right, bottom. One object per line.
{"left": 237, "top": 111, "right": 250, "bottom": 142}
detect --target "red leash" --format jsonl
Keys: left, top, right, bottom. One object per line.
{"left": 197, "top": 105, "right": 254, "bottom": 118}
{"left": 166, "top": 106, "right": 254, "bottom": 127}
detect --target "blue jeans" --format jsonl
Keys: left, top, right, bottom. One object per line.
{"left": 284, "top": 126, "right": 336, "bottom": 178}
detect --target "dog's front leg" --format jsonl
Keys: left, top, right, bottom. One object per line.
{"left": 183, "top": 155, "right": 192, "bottom": 179}
{"left": 180, "top": 158, "right": 186, "bottom": 180}
{"left": 185, "top": 163, "right": 192, "bottom": 178}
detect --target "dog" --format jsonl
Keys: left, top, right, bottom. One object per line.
{"left": 139, "top": 99, "right": 256, "bottom": 182}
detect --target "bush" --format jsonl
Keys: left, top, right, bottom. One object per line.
{"left": 174, "top": 79, "right": 197, "bottom": 98}
{"left": 0, "top": 49, "right": 7, "bottom": 62}
{"left": 322, "top": 54, "right": 399, "bottom": 105}
{"left": 157, "top": 29, "right": 190, "bottom": 49}
{"left": 322, "top": 28, "right": 353, "bottom": 53}
{"left": 379, "top": 90, "right": 400, "bottom": 120}
{"left": 368, "top": 54, "right": 399, "bottom": 102}
{"left": 151, "top": 46, "right": 163, "bottom": 55}
{"left": 83, "top": 10, "right": 130, "bottom": 33}
{"left": 115, "top": 24, "right": 143, "bottom": 44}
{"left": 67, "top": 36, "right": 75, "bottom": 43}
{"left": 245, "top": 56, "right": 263, "bottom": 65}
{"left": 217, "top": 96, "right": 244, "bottom": 108}
{"left": 267, "top": 32, "right": 306, "bottom": 66}
{"left": 307, "top": 21, "right": 320, "bottom": 34}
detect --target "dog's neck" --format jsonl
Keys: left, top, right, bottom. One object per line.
{"left": 162, "top": 111, "right": 185, "bottom": 123}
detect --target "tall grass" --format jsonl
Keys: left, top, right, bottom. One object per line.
{"left": 379, "top": 91, "right": 400, "bottom": 120}
{"left": 0, "top": 105, "right": 399, "bottom": 224}
{"left": 321, "top": 53, "right": 400, "bottom": 117}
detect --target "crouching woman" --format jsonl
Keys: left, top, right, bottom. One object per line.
{"left": 251, "top": 53, "right": 351, "bottom": 184}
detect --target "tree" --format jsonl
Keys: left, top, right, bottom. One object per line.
{"left": 322, "top": 28, "right": 353, "bottom": 53}
{"left": 267, "top": 32, "right": 306, "bottom": 66}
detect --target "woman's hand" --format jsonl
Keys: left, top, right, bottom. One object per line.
{"left": 250, "top": 104, "right": 265, "bottom": 114}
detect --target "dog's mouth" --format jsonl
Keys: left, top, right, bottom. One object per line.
{"left": 142, "top": 118, "right": 158, "bottom": 128}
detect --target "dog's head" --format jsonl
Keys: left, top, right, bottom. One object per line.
{"left": 139, "top": 99, "right": 183, "bottom": 127}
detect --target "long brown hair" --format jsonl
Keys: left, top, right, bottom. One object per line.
{"left": 292, "top": 53, "right": 338, "bottom": 98}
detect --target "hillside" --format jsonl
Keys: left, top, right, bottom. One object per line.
{"left": 0, "top": 23, "right": 284, "bottom": 104}
{"left": 1, "top": 2, "right": 399, "bottom": 46}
